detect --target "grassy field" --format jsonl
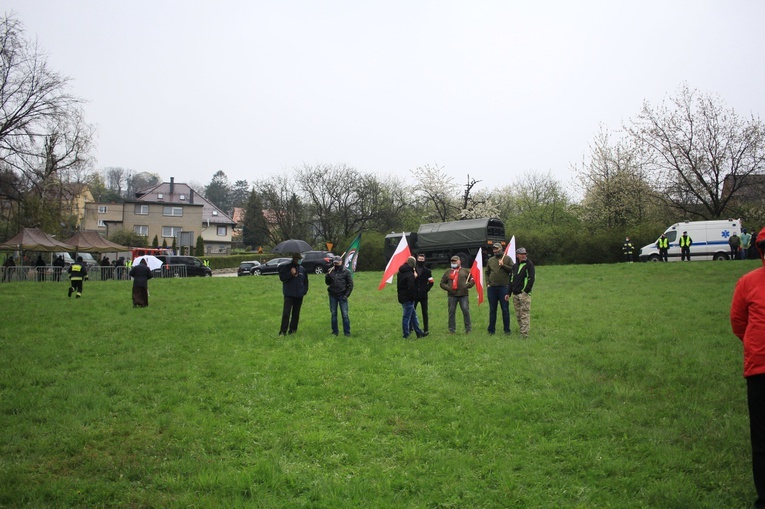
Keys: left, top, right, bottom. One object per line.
{"left": 0, "top": 260, "right": 761, "bottom": 508}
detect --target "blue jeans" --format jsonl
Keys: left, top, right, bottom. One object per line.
{"left": 401, "top": 301, "right": 423, "bottom": 338}
{"left": 487, "top": 285, "right": 510, "bottom": 333}
{"left": 329, "top": 295, "right": 350, "bottom": 335}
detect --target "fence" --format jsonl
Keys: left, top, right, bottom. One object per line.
{"left": 1, "top": 264, "right": 188, "bottom": 282}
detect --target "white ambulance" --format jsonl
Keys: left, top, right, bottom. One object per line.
{"left": 638, "top": 219, "right": 742, "bottom": 261}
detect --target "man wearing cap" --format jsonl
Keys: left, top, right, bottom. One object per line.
{"left": 439, "top": 255, "right": 475, "bottom": 334}
{"left": 507, "top": 247, "right": 535, "bottom": 338}
{"left": 486, "top": 243, "right": 512, "bottom": 335}
{"left": 278, "top": 253, "right": 309, "bottom": 335}
{"left": 679, "top": 231, "right": 693, "bottom": 261}
{"left": 325, "top": 255, "right": 353, "bottom": 336}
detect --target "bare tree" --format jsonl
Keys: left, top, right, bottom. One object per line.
{"left": 255, "top": 175, "right": 310, "bottom": 244}
{"left": 126, "top": 171, "right": 161, "bottom": 197}
{"left": 103, "top": 167, "right": 131, "bottom": 197}
{"left": 298, "top": 163, "right": 387, "bottom": 247}
{"left": 627, "top": 84, "right": 765, "bottom": 219}
{"left": 0, "top": 13, "right": 93, "bottom": 233}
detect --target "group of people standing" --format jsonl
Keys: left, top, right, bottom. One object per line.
{"left": 397, "top": 244, "right": 535, "bottom": 339}
{"left": 654, "top": 231, "right": 694, "bottom": 261}
{"left": 729, "top": 230, "right": 754, "bottom": 260}
{"left": 274, "top": 246, "right": 536, "bottom": 341}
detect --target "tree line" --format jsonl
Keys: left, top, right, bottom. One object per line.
{"left": 2, "top": 12, "right": 764, "bottom": 265}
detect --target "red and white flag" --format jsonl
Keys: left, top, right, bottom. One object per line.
{"left": 470, "top": 248, "right": 485, "bottom": 305}
{"left": 504, "top": 235, "right": 517, "bottom": 264}
{"left": 378, "top": 234, "right": 411, "bottom": 290}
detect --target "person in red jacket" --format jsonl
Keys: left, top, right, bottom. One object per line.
{"left": 731, "top": 226, "right": 765, "bottom": 509}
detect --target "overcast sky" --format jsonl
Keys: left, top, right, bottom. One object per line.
{"left": 5, "top": 1, "right": 765, "bottom": 194}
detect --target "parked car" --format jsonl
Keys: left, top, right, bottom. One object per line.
{"left": 154, "top": 255, "right": 212, "bottom": 277}
{"left": 237, "top": 260, "right": 261, "bottom": 276}
{"left": 252, "top": 257, "right": 290, "bottom": 276}
{"left": 301, "top": 251, "right": 335, "bottom": 274}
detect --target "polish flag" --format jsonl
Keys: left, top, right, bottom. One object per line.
{"left": 378, "top": 234, "right": 411, "bottom": 290}
{"left": 504, "top": 235, "right": 517, "bottom": 264}
{"left": 470, "top": 248, "right": 485, "bottom": 305}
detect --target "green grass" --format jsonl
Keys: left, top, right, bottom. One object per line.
{"left": 0, "top": 261, "right": 760, "bottom": 508}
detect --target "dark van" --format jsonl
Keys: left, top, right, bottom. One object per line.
{"left": 155, "top": 255, "right": 212, "bottom": 277}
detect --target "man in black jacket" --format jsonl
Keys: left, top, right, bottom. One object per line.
{"left": 412, "top": 253, "right": 434, "bottom": 334}
{"left": 325, "top": 256, "right": 353, "bottom": 336}
{"left": 278, "top": 253, "right": 309, "bottom": 335}
{"left": 397, "top": 256, "right": 426, "bottom": 339}
{"left": 129, "top": 258, "right": 153, "bottom": 307}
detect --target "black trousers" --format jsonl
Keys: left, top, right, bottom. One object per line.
{"left": 413, "top": 298, "right": 429, "bottom": 332}
{"left": 280, "top": 296, "right": 304, "bottom": 334}
{"left": 681, "top": 247, "right": 691, "bottom": 261}
{"left": 748, "top": 374, "right": 765, "bottom": 508}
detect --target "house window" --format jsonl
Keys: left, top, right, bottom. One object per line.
{"left": 217, "top": 226, "right": 227, "bottom": 236}
{"left": 179, "top": 194, "right": 186, "bottom": 200}
{"left": 98, "top": 206, "right": 108, "bottom": 214}
{"left": 97, "top": 219, "right": 106, "bottom": 227}
{"left": 157, "top": 193, "right": 164, "bottom": 200}
{"left": 163, "top": 206, "right": 183, "bottom": 217}
{"left": 134, "top": 204, "right": 149, "bottom": 215}
{"left": 134, "top": 225, "right": 149, "bottom": 237}
{"left": 162, "top": 226, "right": 182, "bottom": 238}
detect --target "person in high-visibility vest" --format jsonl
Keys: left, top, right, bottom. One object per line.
{"left": 657, "top": 233, "right": 669, "bottom": 262}
{"left": 679, "top": 231, "right": 693, "bottom": 261}
{"left": 68, "top": 256, "right": 88, "bottom": 298}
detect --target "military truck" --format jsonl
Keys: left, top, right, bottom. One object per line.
{"left": 384, "top": 217, "right": 506, "bottom": 266}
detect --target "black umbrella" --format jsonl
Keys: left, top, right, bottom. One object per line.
{"left": 272, "top": 239, "right": 312, "bottom": 254}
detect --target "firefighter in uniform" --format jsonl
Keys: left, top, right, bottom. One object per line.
{"left": 679, "top": 231, "right": 693, "bottom": 261}
{"left": 68, "top": 256, "right": 88, "bottom": 298}
{"left": 657, "top": 233, "right": 669, "bottom": 262}
{"left": 623, "top": 237, "right": 635, "bottom": 263}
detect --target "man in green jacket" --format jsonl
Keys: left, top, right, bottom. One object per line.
{"left": 486, "top": 243, "right": 512, "bottom": 335}
{"left": 440, "top": 255, "right": 474, "bottom": 334}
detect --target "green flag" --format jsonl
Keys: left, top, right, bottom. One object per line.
{"left": 343, "top": 233, "right": 362, "bottom": 277}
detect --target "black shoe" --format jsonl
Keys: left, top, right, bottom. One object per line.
{"left": 68, "top": 287, "right": 73, "bottom": 297}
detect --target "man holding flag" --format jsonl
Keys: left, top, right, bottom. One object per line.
{"left": 439, "top": 255, "right": 475, "bottom": 334}
{"left": 485, "top": 243, "right": 512, "bottom": 335}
